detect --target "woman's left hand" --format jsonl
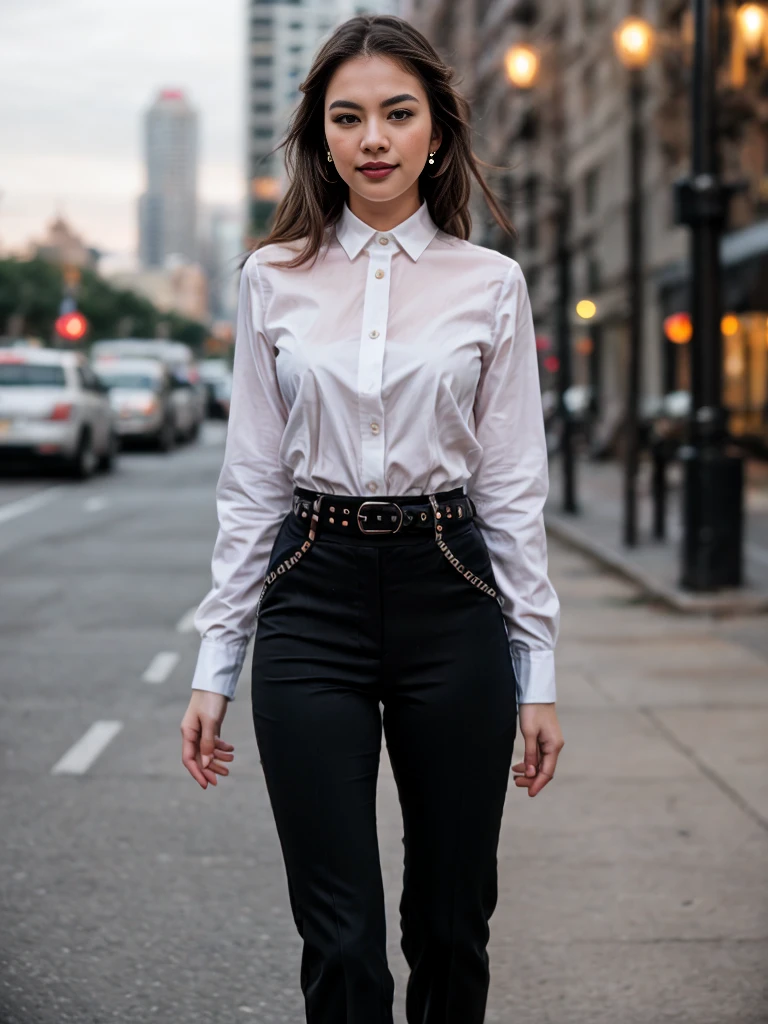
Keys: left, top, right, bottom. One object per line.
{"left": 512, "top": 704, "right": 564, "bottom": 797}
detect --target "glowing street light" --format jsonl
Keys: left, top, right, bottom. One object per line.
{"left": 736, "top": 3, "right": 768, "bottom": 54}
{"left": 613, "top": 16, "right": 656, "bottom": 69}
{"left": 575, "top": 299, "right": 597, "bottom": 320}
{"left": 504, "top": 44, "right": 540, "bottom": 89}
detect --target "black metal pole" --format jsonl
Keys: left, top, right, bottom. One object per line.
{"left": 555, "top": 187, "right": 577, "bottom": 514}
{"left": 623, "top": 70, "right": 645, "bottom": 547}
{"left": 674, "top": 0, "right": 744, "bottom": 588}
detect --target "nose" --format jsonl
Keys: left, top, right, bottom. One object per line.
{"left": 360, "top": 117, "right": 390, "bottom": 155}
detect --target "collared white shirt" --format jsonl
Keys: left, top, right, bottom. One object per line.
{"left": 191, "top": 198, "right": 560, "bottom": 704}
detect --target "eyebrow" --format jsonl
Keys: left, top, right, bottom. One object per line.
{"left": 328, "top": 93, "right": 420, "bottom": 112}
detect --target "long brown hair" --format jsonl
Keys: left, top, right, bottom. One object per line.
{"left": 252, "top": 14, "right": 517, "bottom": 270}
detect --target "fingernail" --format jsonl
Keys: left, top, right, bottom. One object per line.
{"left": 201, "top": 754, "right": 211, "bottom": 769}
{"left": 527, "top": 765, "right": 536, "bottom": 776}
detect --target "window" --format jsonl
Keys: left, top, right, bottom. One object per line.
{"left": 525, "top": 176, "right": 539, "bottom": 251}
{"left": 252, "top": 102, "right": 272, "bottom": 114}
{"left": 587, "top": 254, "right": 601, "bottom": 293}
{"left": 583, "top": 0, "right": 600, "bottom": 25}
{"left": 253, "top": 126, "right": 273, "bottom": 139}
{"left": 583, "top": 64, "right": 596, "bottom": 116}
{"left": 252, "top": 55, "right": 273, "bottom": 66}
{"left": 0, "top": 363, "right": 66, "bottom": 387}
{"left": 584, "top": 167, "right": 599, "bottom": 215}
{"left": 252, "top": 78, "right": 272, "bottom": 89}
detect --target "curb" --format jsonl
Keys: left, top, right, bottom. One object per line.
{"left": 544, "top": 512, "right": 768, "bottom": 616}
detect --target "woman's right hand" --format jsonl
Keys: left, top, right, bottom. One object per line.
{"left": 180, "top": 690, "right": 235, "bottom": 789}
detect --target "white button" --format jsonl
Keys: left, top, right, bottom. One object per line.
{"left": 374, "top": 269, "right": 385, "bottom": 279}
{"left": 370, "top": 422, "right": 380, "bottom": 435}
{"left": 378, "top": 236, "right": 389, "bottom": 245}
{"left": 367, "top": 481, "right": 378, "bottom": 493}
{"left": 369, "top": 329, "right": 379, "bottom": 339}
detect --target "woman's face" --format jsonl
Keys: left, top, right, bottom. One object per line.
{"left": 323, "top": 55, "right": 441, "bottom": 209}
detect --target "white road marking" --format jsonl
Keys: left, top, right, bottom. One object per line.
{"left": 51, "top": 720, "right": 123, "bottom": 775}
{"left": 176, "top": 607, "right": 198, "bottom": 633}
{"left": 0, "top": 486, "right": 64, "bottom": 526}
{"left": 142, "top": 651, "right": 180, "bottom": 684}
{"left": 84, "top": 495, "right": 109, "bottom": 513}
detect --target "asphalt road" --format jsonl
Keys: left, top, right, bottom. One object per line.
{"left": 1, "top": 425, "right": 766, "bottom": 1024}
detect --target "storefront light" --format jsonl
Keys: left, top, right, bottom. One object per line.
{"left": 721, "top": 314, "right": 740, "bottom": 336}
{"left": 736, "top": 3, "right": 768, "bottom": 55}
{"left": 663, "top": 312, "right": 693, "bottom": 344}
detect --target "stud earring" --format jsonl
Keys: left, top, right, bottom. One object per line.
{"left": 428, "top": 151, "right": 436, "bottom": 164}
{"left": 327, "top": 149, "right": 333, "bottom": 163}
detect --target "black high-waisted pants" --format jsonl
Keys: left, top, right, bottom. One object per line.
{"left": 251, "top": 488, "right": 518, "bottom": 1024}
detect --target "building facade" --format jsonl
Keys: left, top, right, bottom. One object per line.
{"left": 246, "top": 0, "right": 402, "bottom": 236}
{"left": 409, "top": 0, "right": 768, "bottom": 447}
{"left": 139, "top": 89, "right": 199, "bottom": 268}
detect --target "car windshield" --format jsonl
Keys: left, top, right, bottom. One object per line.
{"left": 0, "top": 364, "right": 66, "bottom": 387}
{"left": 97, "top": 372, "right": 159, "bottom": 390}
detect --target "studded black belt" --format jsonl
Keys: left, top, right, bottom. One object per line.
{"left": 291, "top": 485, "right": 475, "bottom": 538}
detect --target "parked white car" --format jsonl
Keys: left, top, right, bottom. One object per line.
{"left": 90, "top": 338, "right": 205, "bottom": 442}
{"left": 0, "top": 346, "right": 118, "bottom": 478}
{"left": 92, "top": 356, "right": 178, "bottom": 452}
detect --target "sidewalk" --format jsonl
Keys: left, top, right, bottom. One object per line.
{"left": 544, "top": 455, "right": 768, "bottom": 614}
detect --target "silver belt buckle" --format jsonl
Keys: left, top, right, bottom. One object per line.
{"left": 357, "top": 501, "right": 404, "bottom": 534}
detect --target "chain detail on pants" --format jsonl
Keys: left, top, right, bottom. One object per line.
{"left": 255, "top": 494, "right": 323, "bottom": 617}
{"left": 428, "top": 494, "right": 504, "bottom": 606}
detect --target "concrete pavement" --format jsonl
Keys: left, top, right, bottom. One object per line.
{"left": 0, "top": 427, "right": 766, "bottom": 1023}
{"left": 545, "top": 455, "right": 768, "bottom": 616}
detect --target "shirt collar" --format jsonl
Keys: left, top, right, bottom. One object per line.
{"left": 334, "top": 199, "right": 439, "bottom": 262}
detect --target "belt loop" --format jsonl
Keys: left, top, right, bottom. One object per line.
{"left": 308, "top": 493, "right": 323, "bottom": 542}
{"left": 427, "top": 493, "right": 442, "bottom": 539}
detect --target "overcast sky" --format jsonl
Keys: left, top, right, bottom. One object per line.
{"left": 1, "top": 0, "right": 245, "bottom": 255}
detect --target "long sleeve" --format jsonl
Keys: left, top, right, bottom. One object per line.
{"left": 467, "top": 261, "right": 560, "bottom": 704}
{"left": 190, "top": 254, "right": 294, "bottom": 700}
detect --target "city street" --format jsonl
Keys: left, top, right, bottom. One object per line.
{"left": 1, "top": 425, "right": 766, "bottom": 1024}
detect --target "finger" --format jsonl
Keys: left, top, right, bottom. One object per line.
{"left": 526, "top": 771, "right": 552, "bottom": 797}
{"left": 522, "top": 732, "right": 539, "bottom": 777}
{"left": 181, "top": 730, "right": 208, "bottom": 788}
{"left": 207, "top": 759, "right": 230, "bottom": 777}
{"left": 214, "top": 737, "right": 235, "bottom": 752}
{"left": 199, "top": 718, "right": 217, "bottom": 770}
{"left": 539, "top": 749, "right": 559, "bottom": 782}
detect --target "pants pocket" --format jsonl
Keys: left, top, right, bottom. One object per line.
{"left": 432, "top": 520, "right": 504, "bottom": 607}
{"left": 257, "top": 513, "right": 315, "bottom": 615}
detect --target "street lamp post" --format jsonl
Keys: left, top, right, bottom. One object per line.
{"left": 673, "top": 0, "right": 745, "bottom": 588}
{"left": 614, "top": 17, "right": 654, "bottom": 548}
{"left": 505, "top": 42, "right": 578, "bottom": 516}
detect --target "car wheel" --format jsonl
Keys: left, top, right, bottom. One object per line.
{"left": 68, "top": 430, "right": 98, "bottom": 480}
{"left": 98, "top": 430, "right": 119, "bottom": 472}
{"left": 156, "top": 419, "right": 176, "bottom": 453}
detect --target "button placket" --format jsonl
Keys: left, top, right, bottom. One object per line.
{"left": 357, "top": 243, "right": 391, "bottom": 495}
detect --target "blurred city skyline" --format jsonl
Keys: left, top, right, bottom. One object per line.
{"left": 0, "top": 0, "right": 245, "bottom": 255}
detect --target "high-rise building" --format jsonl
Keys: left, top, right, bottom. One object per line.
{"left": 246, "top": 0, "right": 402, "bottom": 236}
{"left": 139, "top": 88, "right": 199, "bottom": 267}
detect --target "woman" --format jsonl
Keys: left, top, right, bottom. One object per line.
{"left": 180, "top": 13, "right": 563, "bottom": 1024}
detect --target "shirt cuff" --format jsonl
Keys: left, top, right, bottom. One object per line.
{"left": 511, "top": 645, "right": 556, "bottom": 704}
{"left": 190, "top": 635, "right": 249, "bottom": 701}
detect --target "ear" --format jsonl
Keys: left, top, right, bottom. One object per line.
{"left": 430, "top": 125, "right": 443, "bottom": 151}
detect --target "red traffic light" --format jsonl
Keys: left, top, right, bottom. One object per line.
{"left": 55, "top": 312, "right": 89, "bottom": 341}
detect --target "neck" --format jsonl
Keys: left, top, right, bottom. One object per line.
{"left": 347, "top": 188, "right": 422, "bottom": 232}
